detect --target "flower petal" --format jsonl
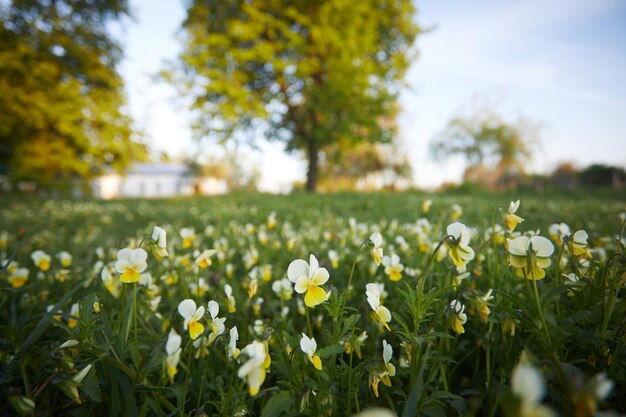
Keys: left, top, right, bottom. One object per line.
{"left": 304, "top": 285, "right": 326, "bottom": 307}
{"left": 287, "top": 259, "right": 309, "bottom": 283}
{"left": 294, "top": 276, "right": 309, "bottom": 294}
{"left": 530, "top": 236, "right": 554, "bottom": 257}
{"left": 178, "top": 299, "right": 197, "bottom": 319}
{"left": 312, "top": 267, "right": 329, "bottom": 285}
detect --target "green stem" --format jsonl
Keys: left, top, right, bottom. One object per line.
{"left": 182, "top": 340, "right": 193, "bottom": 416}
{"left": 418, "top": 235, "right": 452, "bottom": 293}
{"left": 133, "top": 283, "right": 138, "bottom": 357}
{"left": 305, "top": 306, "right": 313, "bottom": 336}
{"left": 490, "top": 206, "right": 501, "bottom": 282}
{"left": 335, "top": 240, "right": 368, "bottom": 341}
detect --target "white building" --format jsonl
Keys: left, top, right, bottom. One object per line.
{"left": 92, "top": 163, "right": 227, "bottom": 199}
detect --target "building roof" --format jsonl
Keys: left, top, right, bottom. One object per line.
{"left": 126, "top": 163, "right": 189, "bottom": 175}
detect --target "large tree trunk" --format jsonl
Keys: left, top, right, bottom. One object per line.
{"left": 305, "top": 142, "right": 319, "bottom": 192}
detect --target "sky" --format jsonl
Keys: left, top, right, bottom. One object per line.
{"left": 117, "top": 0, "right": 626, "bottom": 191}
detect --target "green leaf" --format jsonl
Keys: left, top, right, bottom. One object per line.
{"left": 0, "top": 283, "right": 81, "bottom": 385}
{"left": 260, "top": 391, "right": 292, "bottom": 417}
{"left": 82, "top": 366, "right": 103, "bottom": 403}
{"left": 317, "top": 344, "right": 345, "bottom": 359}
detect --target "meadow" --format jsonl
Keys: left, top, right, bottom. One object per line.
{"left": 0, "top": 190, "right": 624, "bottom": 417}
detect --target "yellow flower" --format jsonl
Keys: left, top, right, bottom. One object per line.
{"left": 382, "top": 254, "right": 404, "bottom": 281}
{"left": 266, "top": 212, "right": 277, "bottom": 229}
{"left": 68, "top": 302, "right": 80, "bottom": 329}
{"left": 165, "top": 330, "right": 182, "bottom": 382}
{"left": 177, "top": 299, "right": 205, "bottom": 340}
{"left": 8, "top": 268, "right": 29, "bottom": 288}
{"left": 152, "top": 226, "right": 168, "bottom": 259}
{"left": 503, "top": 200, "right": 524, "bottom": 231}
{"left": 570, "top": 230, "right": 588, "bottom": 256}
{"left": 224, "top": 284, "right": 236, "bottom": 313}
{"left": 189, "top": 277, "right": 209, "bottom": 298}
{"left": 476, "top": 289, "right": 494, "bottom": 322}
{"left": 549, "top": 222, "right": 570, "bottom": 244}
{"left": 450, "top": 204, "right": 463, "bottom": 220}
{"left": 31, "top": 250, "right": 51, "bottom": 272}
{"left": 449, "top": 299, "right": 467, "bottom": 335}
{"left": 271, "top": 278, "right": 294, "bottom": 301}
{"left": 446, "top": 222, "right": 475, "bottom": 269}
{"left": 238, "top": 341, "right": 269, "bottom": 396}
{"left": 179, "top": 227, "right": 196, "bottom": 249}
{"left": 328, "top": 250, "right": 339, "bottom": 269}
{"left": 229, "top": 326, "right": 240, "bottom": 359}
{"left": 507, "top": 235, "right": 554, "bottom": 280}
{"left": 366, "top": 283, "right": 392, "bottom": 331}
{"left": 207, "top": 300, "right": 226, "bottom": 344}
{"left": 57, "top": 251, "right": 73, "bottom": 268}
{"left": 345, "top": 331, "right": 368, "bottom": 359}
{"left": 421, "top": 199, "right": 432, "bottom": 214}
{"left": 300, "top": 333, "right": 322, "bottom": 370}
{"left": 195, "top": 249, "right": 217, "bottom": 269}
{"left": 287, "top": 254, "right": 330, "bottom": 308}
{"left": 511, "top": 363, "right": 553, "bottom": 417}
{"left": 369, "top": 233, "right": 384, "bottom": 266}
{"left": 369, "top": 340, "right": 396, "bottom": 397}
{"left": 100, "top": 266, "right": 120, "bottom": 298}
{"left": 114, "top": 248, "right": 148, "bottom": 283}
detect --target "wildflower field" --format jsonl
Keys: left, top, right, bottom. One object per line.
{"left": 1, "top": 191, "right": 624, "bottom": 417}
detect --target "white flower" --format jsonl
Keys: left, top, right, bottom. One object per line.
{"left": 300, "top": 333, "right": 322, "bottom": 370}
{"left": 449, "top": 299, "right": 467, "bottom": 334}
{"left": 369, "top": 233, "right": 383, "bottom": 266}
{"left": 229, "top": 326, "right": 240, "bottom": 359}
{"left": 511, "top": 363, "right": 552, "bottom": 416}
{"left": 366, "top": 283, "right": 392, "bottom": 330}
{"left": 446, "top": 222, "right": 475, "bottom": 269}
{"left": 287, "top": 254, "right": 330, "bottom": 308}
{"left": 271, "top": 278, "right": 294, "bottom": 301}
{"left": 508, "top": 235, "right": 554, "bottom": 280}
{"left": 238, "top": 341, "right": 269, "bottom": 396}
{"left": 382, "top": 340, "right": 396, "bottom": 377}
{"left": 165, "top": 330, "right": 182, "bottom": 381}
{"left": 177, "top": 299, "right": 205, "bottom": 340}
{"left": 114, "top": 248, "right": 148, "bottom": 283}
{"left": 152, "top": 226, "right": 168, "bottom": 257}
{"left": 382, "top": 254, "right": 404, "bottom": 281}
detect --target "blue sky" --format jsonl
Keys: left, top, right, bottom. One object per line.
{"left": 117, "top": 0, "right": 626, "bottom": 190}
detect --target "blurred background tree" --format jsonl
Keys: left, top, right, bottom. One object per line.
{"left": 317, "top": 140, "right": 412, "bottom": 192}
{"left": 185, "top": 150, "right": 261, "bottom": 192}
{"left": 168, "top": 0, "right": 421, "bottom": 192}
{"left": 0, "top": 0, "right": 146, "bottom": 192}
{"left": 430, "top": 109, "right": 539, "bottom": 190}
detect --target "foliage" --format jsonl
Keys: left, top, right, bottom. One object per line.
{"left": 430, "top": 110, "right": 539, "bottom": 189}
{"left": 168, "top": 0, "right": 421, "bottom": 191}
{"left": 0, "top": 0, "right": 146, "bottom": 191}
{"left": 318, "top": 141, "right": 413, "bottom": 192}
{"left": 578, "top": 164, "right": 626, "bottom": 187}
{"left": 185, "top": 149, "right": 261, "bottom": 192}
{"left": 0, "top": 192, "right": 625, "bottom": 416}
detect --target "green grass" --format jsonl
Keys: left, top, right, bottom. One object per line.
{"left": 0, "top": 190, "right": 624, "bottom": 416}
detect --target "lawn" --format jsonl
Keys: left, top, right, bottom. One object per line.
{"left": 0, "top": 190, "right": 624, "bottom": 416}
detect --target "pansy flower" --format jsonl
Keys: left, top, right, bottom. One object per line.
{"left": 177, "top": 299, "right": 205, "bottom": 340}
{"left": 287, "top": 254, "right": 330, "bottom": 308}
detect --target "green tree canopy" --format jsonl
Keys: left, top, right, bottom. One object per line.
{"left": 169, "top": 0, "right": 421, "bottom": 191}
{"left": 430, "top": 110, "right": 539, "bottom": 189}
{"left": 0, "top": 0, "right": 145, "bottom": 191}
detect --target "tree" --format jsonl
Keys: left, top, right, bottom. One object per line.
{"left": 318, "top": 140, "right": 412, "bottom": 191}
{"left": 169, "top": 0, "right": 420, "bottom": 191}
{"left": 578, "top": 164, "right": 625, "bottom": 188}
{"left": 430, "top": 110, "right": 539, "bottom": 189}
{"left": 0, "top": 0, "right": 145, "bottom": 191}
